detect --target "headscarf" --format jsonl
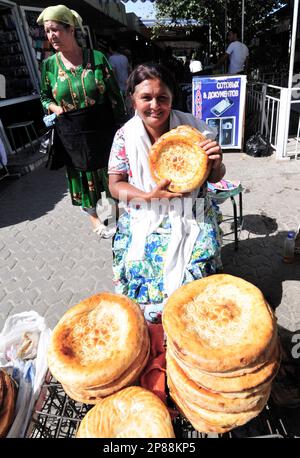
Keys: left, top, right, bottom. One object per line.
{"left": 37, "top": 5, "right": 85, "bottom": 35}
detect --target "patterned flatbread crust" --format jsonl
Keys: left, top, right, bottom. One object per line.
{"left": 76, "top": 387, "right": 175, "bottom": 438}
{"left": 163, "top": 274, "right": 277, "bottom": 373}
{"left": 149, "top": 125, "right": 211, "bottom": 192}
{"left": 48, "top": 292, "right": 146, "bottom": 387}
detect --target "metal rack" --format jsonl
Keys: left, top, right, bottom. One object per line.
{"left": 26, "top": 373, "right": 297, "bottom": 439}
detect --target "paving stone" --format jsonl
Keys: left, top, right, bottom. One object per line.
{"left": 0, "top": 249, "right": 13, "bottom": 261}
{"left": 69, "top": 290, "right": 95, "bottom": 306}
{"left": 45, "top": 314, "right": 61, "bottom": 330}
{"left": 0, "top": 307, "right": 14, "bottom": 323}
{"left": 28, "top": 278, "right": 54, "bottom": 293}
{"left": 5, "top": 278, "right": 23, "bottom": 293}
{"left": 25, "top": 269, "right": 49, "bottom": 283}
{"left": 48, "top": 278, "right": 64, "bottom": 292}
{"left": 0, "top": 299, "right": 14, "bottom": 316}
{"left": 24, "top": 288, "right": 40, "bottom": 305}
{"left": 50, "top": 268, "right": 73, "bottom": 281}
{"left": 0, "top": 268, "right": 17, "bottom": 282}
{"left": 60, "top": 257, "right": 76, "bottom": 269}
{"left": 3, "top": 289, "right": 24, "bottom": 304}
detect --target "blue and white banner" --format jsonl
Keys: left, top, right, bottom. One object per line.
{"left": 192, "top": 75, "right": 247, "bottom": 149}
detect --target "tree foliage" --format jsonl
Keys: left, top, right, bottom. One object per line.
{"left": 154, "top": 0, "right": 288, "bottom": 55}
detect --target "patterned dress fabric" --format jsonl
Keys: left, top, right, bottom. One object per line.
{"left": 40, "top": 48, "right": 125, "bottom": 208}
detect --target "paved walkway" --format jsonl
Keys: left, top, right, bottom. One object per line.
{"left": 0, "top": 166, "right": 114, "bottom": 330}
{"left": 1, "top": 151, "right": 300, "bottom": 332}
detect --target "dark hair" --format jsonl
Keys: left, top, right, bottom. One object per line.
{"left": 109, "top": 40, "right": 119, "bottom": 52}
{"left": 228, "top": 28, "right": 240, "bottom": 38}
{"left": 126, "top": 62, "right": 178, "bottom": 105}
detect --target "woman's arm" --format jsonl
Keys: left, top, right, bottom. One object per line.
{"left": 109, "top": 174, "right": 183, "bottom": 203}
{"left": 208, "top": 162, "right": 226, "bottom": 183}
{"left": 40, "top": 60, "right": 64, "bottom": 116}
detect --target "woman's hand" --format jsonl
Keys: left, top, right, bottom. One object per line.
{"left": 54, "top": 106, "right": 64, "bottom": 116}
{"left": 49, "top": 104, "right": 64, "bottom": 116}
{"left": 148, "top": 179, "right": 183, "bottom": 201}
{"left": 199, "top": 139, "right": 226, "bottom": 183}
{"left": 109, "top": 175, "right": 183, "bottom": 203}
{"left": 200, "top": 139, "right": 223, "bottom": 170}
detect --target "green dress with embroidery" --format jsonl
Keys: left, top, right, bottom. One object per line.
{"left": 40, "top": 48, "right": 125, "bottom": 209}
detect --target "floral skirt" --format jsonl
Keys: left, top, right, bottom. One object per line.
{"left": 112, "top": 202, "right": 223, "bottom": 322}
{"left": 66, "top": 166, "right": 110, "bottom": 209}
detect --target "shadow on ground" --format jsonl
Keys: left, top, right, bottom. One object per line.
{"left": 221, "top": 215, "right": 300, "bottom": 310}
{"left": 221, "top": 224, "right": 300, "bottom": 436}
{"left": 0, "top": 167, "right": 67, "bottom": 228}
{"left": 242, "top": 213, "right": 278, "bottom": 235}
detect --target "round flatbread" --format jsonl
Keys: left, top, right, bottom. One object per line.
{"left": 76, "top": 386, "right": 175, "bottom": 438}
{"left": 149, "top": 125, "right": 211, "bottom": 192}
{"left": 168, "top": 342, "right": 280, "bottom": 393}
{"left": 62, "top": 329, "right": 150, "bottom": 403}
{"left": 0, "top": 370, "right": 4, "bottom": 410}
{"left": 48, "top": 292, "right": 146, "bottom": 387}
{"left": 166, "top": 351, "right": 271, "bottom": 413}
{"left": 0, "top": 369, "right": 17, "bottom": 438}
{"left": 162, "top": 274, "right": 277, "bottom": 373}
{"left": 169, "top": 377, "right": 270, "bottom": 433}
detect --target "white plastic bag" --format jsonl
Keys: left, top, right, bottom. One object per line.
{"left": 0, "top": 311, "right": 52, "bottom": 438}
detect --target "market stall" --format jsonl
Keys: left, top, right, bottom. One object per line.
{"left": 0, "top": 0, "right": 39, "bottom": 106}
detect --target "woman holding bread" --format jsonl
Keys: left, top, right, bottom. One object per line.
{"left": 108, "top": 62, "right": 225, "bottom": 322}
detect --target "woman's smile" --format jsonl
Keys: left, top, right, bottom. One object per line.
{"left": 147, "top": 111, "right": 163, "bottom": 118}
{"left": 132, "top": 78, "right": 173, "bottom": 133}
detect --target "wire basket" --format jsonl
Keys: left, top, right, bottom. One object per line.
{"left": 26, "top": 372, "right": 297, "bottom": 439}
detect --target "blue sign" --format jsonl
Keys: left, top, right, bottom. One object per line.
{"left": 192, "top": 75, "right": 247, "bottom": 149}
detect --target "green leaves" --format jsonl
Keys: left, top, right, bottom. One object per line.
{"left": 152, "top": 0, "right": 287, "bottom": 59}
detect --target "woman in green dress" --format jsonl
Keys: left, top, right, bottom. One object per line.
{"left": 38, "top": 5, "right": 125, "bottom": 237}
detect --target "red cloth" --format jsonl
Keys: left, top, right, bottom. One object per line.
{"left": 140, "top": 323, "right": 166, "bottom": 402}
{"left": 140, "top": 323, "right": 178, "bottom": 419}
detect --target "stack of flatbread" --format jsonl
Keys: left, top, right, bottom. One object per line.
{"left": 48, "top": 292, "right": 150, "bottom": 404}
{"left": 0, "top": 369, "right": 17, "bottom": 438}
{"left": 76, "top": 386, "right": 175, "bottom": 438}
{"left": 163, "top": 274, "right": 281, "bottom": 433}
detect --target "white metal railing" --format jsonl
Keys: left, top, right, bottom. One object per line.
{"left": 254, "top": 72, "right": 288, "bottom": 87}
{"left": 246, "top": 82, "right": 300, "bottom": 159}
{"left": 291, "top": 98, "right": 300, "bottom": 159}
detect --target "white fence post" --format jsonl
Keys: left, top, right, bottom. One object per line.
{"left": 260, "top": 84, "right": 268, "bottom": 136}
{"left": 276, "top": 87, "right": 290, "bottom": 160}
